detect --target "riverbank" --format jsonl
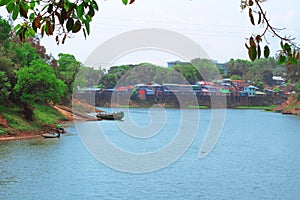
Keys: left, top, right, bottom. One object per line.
{"left": 274, "top": 95, "right": 300, "bottom": 115}
{"left": 1, "top": 96, "right": 299, "bottom": 141}
{"left": 0, "top": 99, "right": 98, "bottom": 141}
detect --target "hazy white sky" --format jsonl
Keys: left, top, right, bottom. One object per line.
{"left": 1, "top": 0, "right": 300, "bottom": 67}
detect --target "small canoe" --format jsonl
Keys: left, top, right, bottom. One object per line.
{"left": 96, "top": 111, "right": 124, "bottom": 120}
{"left": 42, "top": 133, "right": 60, "bottom": 138}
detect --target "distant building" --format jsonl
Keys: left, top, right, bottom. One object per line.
{"left": 167, "top": 60, "right": 190, "bottom": 68}
{"left": 244, "top": 85, "right": 258, "bottom": 97}
{"left": 215, "top": 63, "right": 228, "bottom": 75}
{"left": 272, "top": 76, "right": 285, "bottom": 85}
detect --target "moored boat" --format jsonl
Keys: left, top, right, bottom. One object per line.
{"left": 42, "top": 133, "right": 60, "bottom": 138}
{"left": 96, "top": 111, "right": 124, "bottom": 120}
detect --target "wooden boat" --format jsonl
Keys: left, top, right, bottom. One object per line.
{"left": 96, "top": 111, "right": 124, "bottom": 120}
{"left": 42, "top": 133, "right": 60, "bottom": 138}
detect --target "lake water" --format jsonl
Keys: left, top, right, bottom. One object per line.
{"left": 1, "top": 109, "right": 300, "bottom": 199}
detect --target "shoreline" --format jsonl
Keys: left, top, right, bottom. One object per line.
{"left": 0, "top": 135, "right": 41, "bottom": 141}
{"left": 1, "top": 97, "right": 299, "bottom": 141}
{"left": 0, "top": 100, "right": 97, "bottom": 141}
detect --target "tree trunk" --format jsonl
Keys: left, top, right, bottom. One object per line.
{"left": 22, "top": 103, "right": 34, "bottom": 121}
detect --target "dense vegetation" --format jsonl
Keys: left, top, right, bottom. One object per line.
{"left": 98, "top": 58, "right": 293, "bottom": 88}
{"left": 0, "top": 17, "right": 100, "bottom": 134}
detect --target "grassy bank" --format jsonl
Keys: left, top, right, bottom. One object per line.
{"left": 235, "top": 105, "right": 277, "bottom": 111}
{"left": 0, "top": 104, "right": 67, "bottom": 137}
{"left": 186, "top": 105, "right": 209, "bottom": 109}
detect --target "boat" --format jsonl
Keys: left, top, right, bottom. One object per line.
{"left": 42, "top": 133, "right": 60, "bottom": 138}
{"left": 96, "top": 111, "right": 124, "bottom": 120}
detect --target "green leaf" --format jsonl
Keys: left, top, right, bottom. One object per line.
{"left": 88, "top": 6, "right": 95, "bottom": 17}
{"left": 85, "top": 14, "right": 91, "bottom": 23}
{"left": 6, "top": 2, "right": 15, "bottom": 13}
{"left": 66, "top": 18, "right": 74, "bottom": 32}
{"left": 15, "top": 25, "right": 22, "bottom": 35}
{"left": 284, "top": 43, "right": 291, "bottom": 54}
{"left": 248, "top": 46, "right": 257, "bottom": 61}
{"left": 30, "top": 0, "right": 35, "bottom": 9}
{"left": 0, "top": 0, "right": 11, "bottom": 7}
{"left": 289, "top": 57, "right": 298, "bottom": 65}
{"left": 122, "top": 0, "right": 128, "bottom": 5}
{"left": 12, "top": 4, "right": 20, "bottom": 20}
{"left": 84, "top": 20, "right": 90, "bottom": 35}
{"left": 28, "top": 28, "right": 35, "bottom": 37}
{"left": 263, "top": 45, "right": 270, "bottom": 58}
{"left": 29, "top": 13, "right": 34, "bottom": 21}
{"left": 25, "top": 28, "right": 35, "bottom": 38}
{"left": 278, "top": 55, "right": 286, "bottom": 65}
{"left": 92, "top": 0, "right": 98, "bottom": 10}
{"left": 76, "top": 4, "right": 84, "bottom": 20}
{"left": 14, "top": 24, "right": 21, "bottom": 31}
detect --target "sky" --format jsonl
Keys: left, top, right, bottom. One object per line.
{"left": 1, "top": 0, "right": 300, "bottom": 68}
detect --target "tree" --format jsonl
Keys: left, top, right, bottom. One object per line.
{"left": 56, "top": 53, "right": 82, "bottom": 103}
{"left": 0, "top": 17, "right": 11, "bottom": 42}
{"left": 173, "top": 63, "right": 200, "bottom": 84}
{"left": 0, "top": 71, "right": 11, "bottom": 103}
{"left": 14, "top": 59, "right": 66, "bottom": 119}
{"left": 99, "top": 74, "right": 118, "bottom": 89}
{"left": 0, "top": 57, "right": 15, "bottom": 103}
{"left": 230, "top": 75, "right": 242, "bottom": 80}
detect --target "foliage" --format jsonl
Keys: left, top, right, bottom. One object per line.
{"left": 98, "top": 60, "right": 222, "bottom": 88}
{"left": 173, "top": 63, "right": 200, "bottom": 84}
{"left": 0, "top": 0, "right": 136, "bottom": 42}
{"left": 0, "top": 0, "right": 298, "bottom": 65}
{"left": 255, "top": 78, "right": 263, "bottom": 89}
{"left": 273, "top": 86, "right": 280, "bottom": 92}
{"left": 226, "top": 57, "right": 284, "bottom": 84}
{"left": 7, "top": 42, "right": 40, "bottom": 66}
{"left": 241, "top": 0, "right": 299, "bottom": 63}
{"left": 0, "top": 17, "right": 11, "bottom": 42}
{"left": 0, "top": 71, "right": 11, "bottom": 102}
{"left": 100, "top": 73, "right": 118, "bottom": 89}
{"left": 77, "top": 65, "right": 104, "bottom": 87}
{"left": 55, "top": 53, "right": 82, "bottom": 102}
{"left": 230, "top": 75, "right": 242, "bottom": 80}
{"left": 14, "top": 59, "right": 66, "bottom": 105}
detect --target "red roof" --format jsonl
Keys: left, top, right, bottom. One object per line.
{"left": 232, "top": 80, "right": 244, "bottom": 82}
